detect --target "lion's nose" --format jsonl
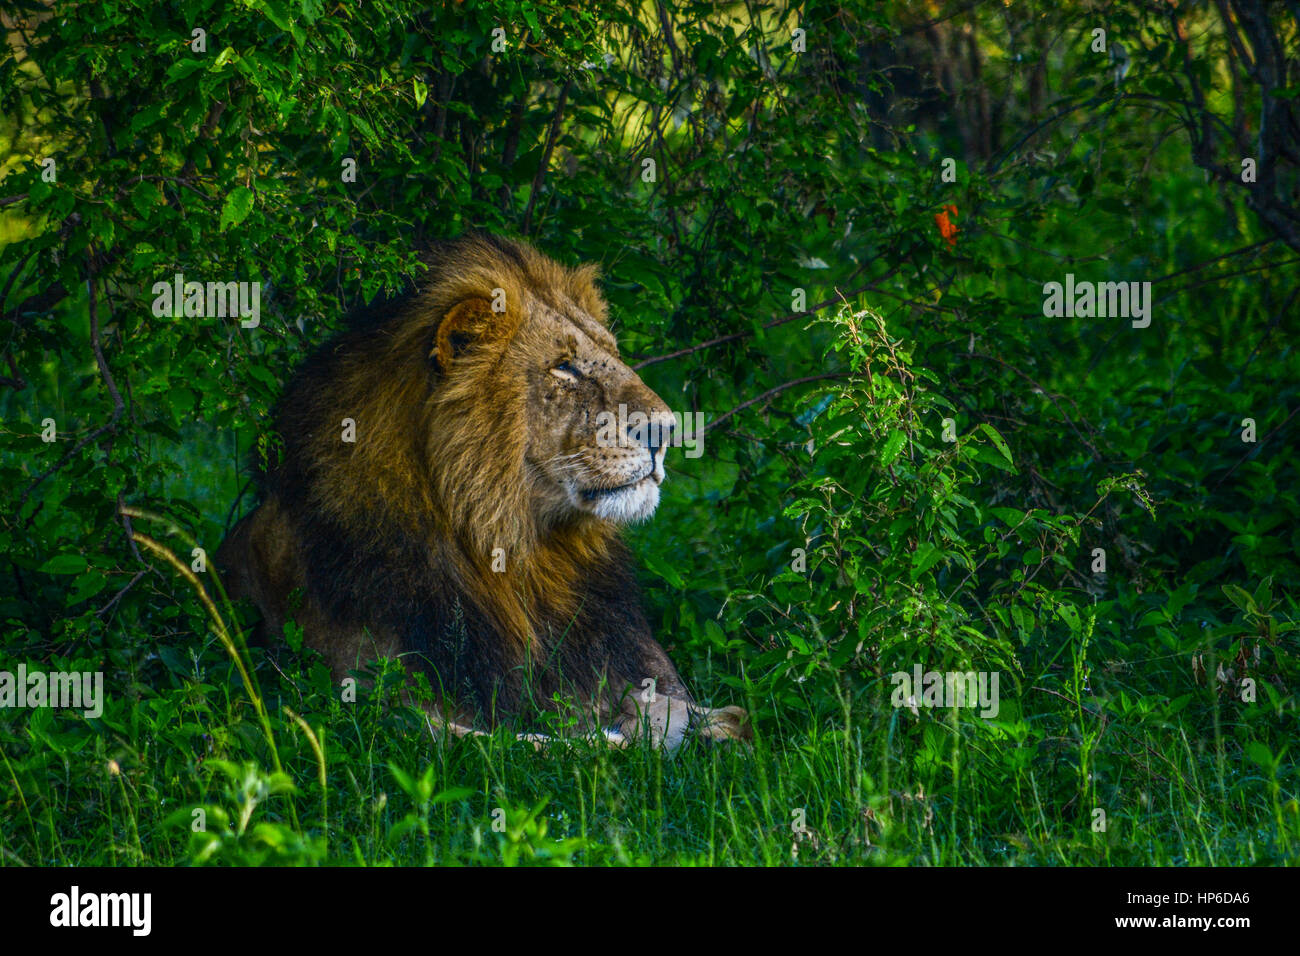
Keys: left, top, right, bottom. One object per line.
{"left": 645, "top": 415, "right": 674, "bottom": 455}
{"left": 644, "top": 412, "right": 674, "bottom": 483}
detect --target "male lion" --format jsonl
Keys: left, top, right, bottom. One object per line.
{"left": 217, "top": 234, "right": 749, "bottom": 749}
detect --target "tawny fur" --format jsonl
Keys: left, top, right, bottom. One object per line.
{"left": 217, "top": 234, "right": 749, "bottom": 748}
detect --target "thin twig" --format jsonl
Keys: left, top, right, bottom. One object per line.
{"left": 633, "top": 259, "right": 914, "bottom": 371}
{"left": 1209, "top": 404, "right": 1300, "bottom": 491}
{"left": 705, "top": 373, "right": 846, "bottom": 433}
{"left": 19, "top": 259, "right": 126, "bottom": 508}
{"left": 521, "top": 79, "right": 572, "bottom": 236}
{"left": 95, "top": 569, "right": 147, "bottom": 617}
{"left": 88, "top": 256, "right": 124, "bottom": 419}
{"left": 967, "top": 351, "right": 1104, "bottom": 464}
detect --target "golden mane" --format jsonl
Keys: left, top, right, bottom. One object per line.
{"left": 218, "top": 234, "right": 751, "bottom": 744}
{"left": 284, "top": 236, "right": 616, "bottom": 650}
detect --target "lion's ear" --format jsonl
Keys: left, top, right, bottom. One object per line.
{"left": 431, "top": 298, "right": 498, "bottom": 370}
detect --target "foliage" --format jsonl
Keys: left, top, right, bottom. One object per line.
{"left": 1, "top": 0, "right": 1297, "bottom": 866}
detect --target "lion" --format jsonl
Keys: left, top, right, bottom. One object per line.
{"left": 216, "top": 234, "right": 749, "bottom": 749}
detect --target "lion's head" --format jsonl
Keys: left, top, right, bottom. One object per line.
{"left": 221, "top": 234, "right": 749, "bottom": 740}
{"left": 259, "top": 235, "right": 677, "bottom": 647}
{"left": 422, "top": 236, "right": 676, "bottom": 529}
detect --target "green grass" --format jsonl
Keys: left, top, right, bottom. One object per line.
{"left": 2, "top": 633, "right": 1294, "bottom": 867}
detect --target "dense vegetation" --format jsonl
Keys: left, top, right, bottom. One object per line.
{"left": 1, "top": 0, "right": 1297, "bottom": 865}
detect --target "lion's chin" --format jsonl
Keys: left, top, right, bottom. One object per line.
{"left": 574, "top": 476, "right": 661, "bottom": 524}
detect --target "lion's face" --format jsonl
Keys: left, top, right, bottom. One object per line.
{"left": 221, "top": 235, "right": 751, "bottom": 743}
{"left": 514, "top": 299, "right": 675, "bottom": 525}
{"left": 424, "top": 240, "right": 676, "bottom": 532}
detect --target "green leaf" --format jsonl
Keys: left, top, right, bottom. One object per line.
{"left": 642, "top": 552, "right": 686, "bottom": 589}
{"left": 39, "top": 555, "right": 88, "bottom": 575}
{"left": 387, "top": 763, "right": 417, "bottom": 799}
{"left": 976, "top": 423, "right": 1014, "bottom": 467}
{"left": 164, "top": 59, "right": 207, "bottom": 84}
{"left": 69, "top": 572, "right": 110, "bottom": 604}
{"left": 910, "top": 542, "right": 944, "bottom": 579}
{"left": 430, "top": 786, "right": 474, "bottom": 805}
{"left": 1244, "top": 741, "right": 1275, "bottom": 771}
{"left": 880, "top": 429, "right": 906, "bottom": 466}
{"left": 220, "top": 186, "right": 256, "bottom": 232}
{"left": 1221, "top": 584, "right": 1255, "bottom": 614}
{"left": 129, "top": 180, "right": 160, "bottom": 217}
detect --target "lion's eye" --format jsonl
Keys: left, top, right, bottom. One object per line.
{"left": 550, "top": 361, "right": 581, "bottom": 383}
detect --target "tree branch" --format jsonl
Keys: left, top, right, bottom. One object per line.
{"left": 705, "top": 373, "right": 847, "bottom": 433}
{"left": 633, "top": 251, "right": 918, "bottom": 371}
{"left": 521, "top": 79, "right": 572, "bottom": 236}
{"left": 19, "top": 256, "right": 124, "bottom": 507}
